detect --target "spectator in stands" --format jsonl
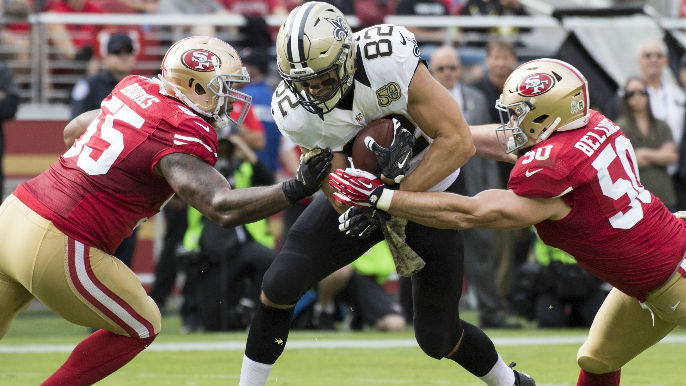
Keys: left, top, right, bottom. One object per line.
{"left": 456, "top": 0, "right": 529, "bottom": 38}
{"left": 470, "top": 38, "right": 517, "bottom": 137}
{"left": 394, "top": 0, "right": 450, "bottom": 50}
{"left": 469, "top": 38, "right": 527, "bottom": 301}
{"left": 0, "top": 62, "right": 20, "bottom": 202}
{"left": 43, "top": 0, "right": 105, "bottom": 68}
{"left": 70, "top": 33, "right": 137, "bottom": 118}
{"left": 120, "top": 0, "right": 158, "bottom": 13}
{"left": 70, "top": 33, "right": 140, "bottom": 268}
{"left": 219, "top": 0, "right": 287, "bottom": 16}
{"left": 679, "top": 122, "right": 686, "bottom": 210}
{"left": 355, "top": 0, "right": 397, "bottom": 29}
{"left": 156, "top": 0, "right": 227, "bottom": 36}
{"left": 677, "top": 55, "right": 686, "bottom": 211}
{"left": 430, "top": 45, "right": 520, "bottom": 328}
{"left": 0, "top": 0, "right": 31, "bottom": 65}
{"left": 636, "top": 38, "right": 684, "bottom": 179}
{"left": 616, "top": 76, "right": 679, "bottom": 210}
{"left": 234, "top": 99, "right": 266, "bottom": 151}
{"left": 240, "top": 48, "right": 281, "bottom": 173}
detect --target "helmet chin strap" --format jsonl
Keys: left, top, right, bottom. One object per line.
{"left": 536, "top": 117, "right": 561, "bottom": 143}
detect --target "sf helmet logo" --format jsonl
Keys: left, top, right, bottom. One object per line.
{"left": 518, "top": 73, "right": 555, "bottom": 97}
{"left": 181, "top": 49, "right": 221, "bottom": 72}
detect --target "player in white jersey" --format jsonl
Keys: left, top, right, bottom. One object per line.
{"left": 238, "top": 3, "right": 534, "bottom": 386}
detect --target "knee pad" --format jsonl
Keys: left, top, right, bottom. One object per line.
{"left": 414, "top": 318, "right": 464, "bottom": 360}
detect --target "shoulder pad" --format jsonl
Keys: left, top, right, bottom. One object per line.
{"left": 509, "top": 142, "right": 574, "bottom": 198}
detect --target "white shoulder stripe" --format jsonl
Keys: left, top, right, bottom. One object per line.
{"left": 173, "top": 134, "right": 216, "bottom": 156}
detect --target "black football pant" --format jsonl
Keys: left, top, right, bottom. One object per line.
{"left": 247, "top": 177, "right": 500, "bottom": 376}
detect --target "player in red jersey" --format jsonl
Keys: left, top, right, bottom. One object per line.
{"left": 330, "top": 58, "right": 686, "bottom": 386}
{"left": 0, "top": 36, "right": 332, "bottom": 386}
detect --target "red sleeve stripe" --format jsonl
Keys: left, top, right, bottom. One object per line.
{"left": 66, "top": 237, "right": 155, "bottom": 338}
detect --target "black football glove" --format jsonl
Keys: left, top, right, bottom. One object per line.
{"left": 282, "top": 147, "right": 333, "bottom": 203}
{"left": 365, "top": 118, "right": 415, "bottom": 184}
{"left": 338, "top": 206, "right": 386, "bottom": 238}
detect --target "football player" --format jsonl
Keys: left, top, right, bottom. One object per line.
{"left": 330, "top": 58, "right": 686, "bottom": 386}
{"left": 239, "top": 3, "right": 534, "bottom": 386}
{"left": 0, "top": 36, "right": 332, "bottom": 386}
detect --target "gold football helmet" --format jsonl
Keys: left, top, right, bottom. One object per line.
{"left": 495, "top": 58, "right": 590, "bottom": 153}
{"left": 275, "top": 1, "right": 357, "bottom": 114}
{"left": 159, "top": 36, "right": 252, "bottom": 128}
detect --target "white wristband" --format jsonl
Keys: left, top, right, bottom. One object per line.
{"left": 376, "top": 189, "right": 394, "bottom": 211}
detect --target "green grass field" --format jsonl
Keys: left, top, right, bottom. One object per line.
{"left": 1, "top": 309, "right": 684, "bottom": 386}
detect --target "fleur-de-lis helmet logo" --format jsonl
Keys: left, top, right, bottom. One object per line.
{"left": 325, "top": 16, "right": 349, "bottom": 41}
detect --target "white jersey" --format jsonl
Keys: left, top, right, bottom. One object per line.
{"left": 271, "top": 25, "right": 460, "bottom": 192}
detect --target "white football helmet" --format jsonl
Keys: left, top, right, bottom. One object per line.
{"left": 159, "top": 36, "right": 252, "bottom": 128}
{"left": 495, "top": 58, "right": 590, "bottom": 153}
{"left": 275, "top": 1, "right": 357, "bottom": 114}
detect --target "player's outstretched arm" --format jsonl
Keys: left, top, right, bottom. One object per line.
{"left": 159, "top": 148, "right": 332, "bottom": 228}
{"left": 402, "top": 63, "right": 475, "bottom": 192}
{"left": 387, "top": 188, "right": 570, "bottom": 230}
{"left": 330, "top": 169, "right": 569, "bottom": 230}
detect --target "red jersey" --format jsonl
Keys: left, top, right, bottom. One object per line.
{"left": 15, "top": 75, "right": 218, "bottom": 254}
{"left": 508, "top": 110, "right": 686, "bottom": 300}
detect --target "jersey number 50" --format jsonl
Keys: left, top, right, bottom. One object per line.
{"left": 592, "top": 135, "right": 651, "bottom": 229}
{"left": 63, "top": 96, "right": 144, "bottom": 175}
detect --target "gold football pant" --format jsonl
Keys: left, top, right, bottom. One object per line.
{"left": 0, "top": 195, "right": 161, "bottom": 338}
{"left": 577, "top": 268, "right": 686, "bottom": 373}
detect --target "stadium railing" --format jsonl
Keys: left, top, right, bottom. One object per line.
{"left": 1, "top": 12, "right": 682, "bottom": 114}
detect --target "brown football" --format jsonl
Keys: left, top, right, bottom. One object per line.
{"left": 351, "top": 118, "right": 394, "bottom": 174}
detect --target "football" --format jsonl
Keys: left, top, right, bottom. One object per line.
{"left": 351, "top": 118, "right": 394, "bottom": 174}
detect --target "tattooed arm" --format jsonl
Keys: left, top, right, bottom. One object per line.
{"left": 158, "top": 153, "right": 291, "bottom": 228}
{"left": 158, "top": 148, "right": 332, "bottom": 228}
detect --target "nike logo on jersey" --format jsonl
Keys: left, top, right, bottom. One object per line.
{"left": 397, "top": 153, "right": 410, "bottom": 169}
{"left": 525, "top": 168, "right": 543, "bottom": 177}
{"left": 399, "top": 32, "right": 407, "bottom": 45}
{"left": 671, "top": 300, "right": 681, "bottom": 311}
{"left": 193, "top": 121, "right": 211, "bottom": 132}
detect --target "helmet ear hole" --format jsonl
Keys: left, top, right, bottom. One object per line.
{"left": 195, "top": 83, "right": 206, "bottom": 95}
{"left": 533, "top": 114, "right": 549, "bottom": 124}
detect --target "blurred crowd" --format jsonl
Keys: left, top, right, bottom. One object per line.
{"left": 0, "top": 0, "right": 684, "bottom": 333}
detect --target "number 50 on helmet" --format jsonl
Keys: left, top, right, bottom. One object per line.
{"left": 275, "top": 1, "right": 357, "bottom": 114}
{"left": 495, "top": 58, "right": 590, "bottom": 153}
{"left": 159, "top": 36, "right": 252, "bottom": 128}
